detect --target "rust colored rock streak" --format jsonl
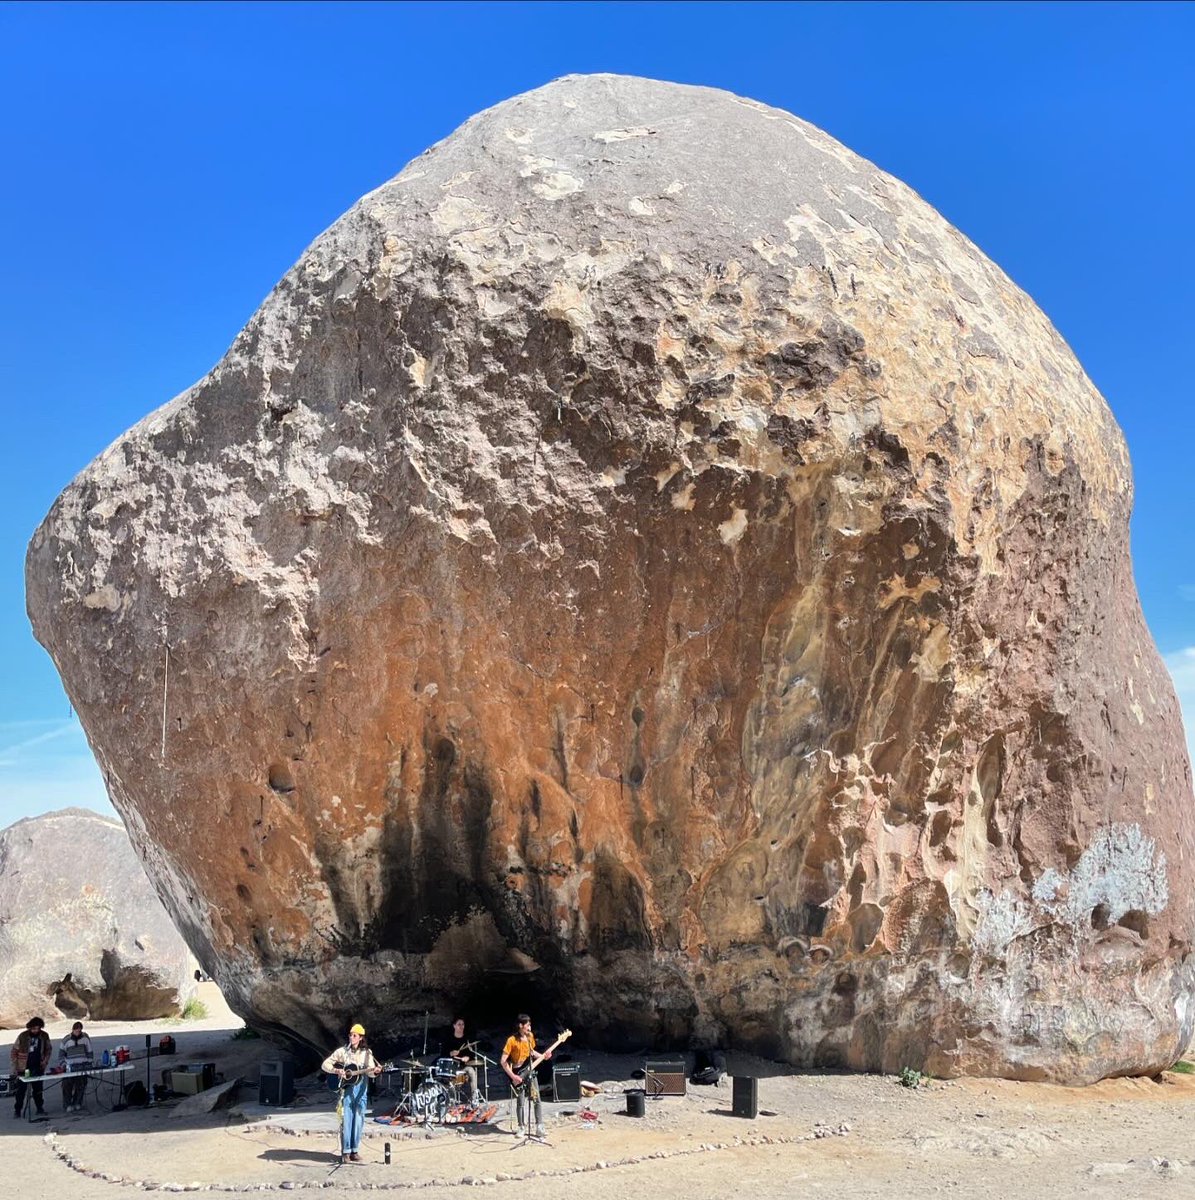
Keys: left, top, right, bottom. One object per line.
{"left": 26, "top": 76, "right": 1194, "bottom": 1080}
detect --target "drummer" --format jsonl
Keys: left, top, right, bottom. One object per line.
{"left": 443, "top": 1017, "right": 482, "bottom": 1105}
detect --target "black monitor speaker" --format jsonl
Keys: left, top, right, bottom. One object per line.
{"left": 259, "top": 1059, "right": 295, "bottom": 1105}
{"left": 731, "top": 1075, "right": 758, "bottom": 1118}
{"left": 552, "top": 1062, "right": 582, "bottom": 1102}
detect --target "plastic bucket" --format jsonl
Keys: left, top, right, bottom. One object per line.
{"left": 626, "top": 1088, "right": 645, "bottom": 1118}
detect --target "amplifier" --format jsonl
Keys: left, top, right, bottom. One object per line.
{"left": 259, "top": 1059, "right": 295, "bottom": 1105}
{"left": 732, "top": 1075, "right": 758, "bottom": 1118}
{"left": 169, "top": 1069, "right": 208, "bottom": 1095}
{"left": 552, "top": 1062, "right": 581, "bottom": 1102}
{"left": 644, "top": 1058, "right": 686, "bottom": 1097}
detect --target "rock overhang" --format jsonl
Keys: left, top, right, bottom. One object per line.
{"left": 26, "top": 74, "right": 1194, "bottom": 1081}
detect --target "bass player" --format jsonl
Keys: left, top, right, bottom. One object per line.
{"left": 500, "top": 1014, "right": 557, "bottom": 1139}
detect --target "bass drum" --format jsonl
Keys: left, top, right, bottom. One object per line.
{"left": 410, "top": 1079, "right": 449, "bottom": 1123}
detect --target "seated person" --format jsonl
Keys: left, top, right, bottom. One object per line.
{"left": 443, "top": 1017, "right": 481, "bottom": 1104}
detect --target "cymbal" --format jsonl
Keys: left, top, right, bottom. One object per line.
{"left": 458, "top": 1058, "right": 485, "bottom": 1067}
{"left": 396, "top": 1057, "right": 426, "bottom": 1068}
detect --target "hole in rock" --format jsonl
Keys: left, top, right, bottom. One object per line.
{"left": 832, "top": 971, "right": 857, "bottom": 996}
{"left": 849, "top": 904, "right": 884, "bottom": 954}
{"left": 631, "top": 706, "right": 645, "bottom": 726}
{"left": 236, "top": 884, "right": 252, "bottom": 903}
{"left": 1091, "top": 903, "right": 1111, "bottom": 931}
{"left": 268, "top": 762, "right": 295, "bottom": 793}
{"left": 929, "top": 810, "right": 953, "bottom": 847}
{"left": 626, "top": 763, "right": 645, "bottom": 787}
{"left": 1117, "top": 910, "right": 1149, "bottom": 939}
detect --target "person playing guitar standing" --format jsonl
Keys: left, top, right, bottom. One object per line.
{"left": 500, "top": 1015, "right": 571, "bottom": 1139}
{"left": 321, "top": 1022, "right": 383, "bottom": 1164}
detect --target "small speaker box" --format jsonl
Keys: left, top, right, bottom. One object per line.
{"left": 552, "top": 1062, "right": 582, "bottom": 1101}
{"left": 732, "top": 1075, "right": 758, "bottom": 1118}
{"left": 259, "top": 1059, "right": 295, "bottom": 1105}
{"left": 644, "top": 1058, "right": 686, "bottom": 1097}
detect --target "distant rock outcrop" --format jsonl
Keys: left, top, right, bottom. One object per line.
{"left": 0, "top": 809, "right": 195, "bottom": 1026}
{"left": 26, "top": 75, "right": 1195, "bottom": 1081}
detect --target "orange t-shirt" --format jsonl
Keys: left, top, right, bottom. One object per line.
{"left": 503, "top": 1033, "right": 535, "bottom": 1068}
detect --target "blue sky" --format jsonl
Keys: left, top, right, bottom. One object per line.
{"left": 1, "top": 1, "right": 1192, "bottom": 826}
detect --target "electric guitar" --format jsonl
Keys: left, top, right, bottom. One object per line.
{"left": 513, "top": 1029, "right": 573, "bottom": 1086}
{"left": 326, "top": 1058, "right": 393, "bottom": 1091}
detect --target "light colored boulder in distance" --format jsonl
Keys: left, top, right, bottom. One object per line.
{"left": 26, "top": 75, "right": 1195, "bottom": 1081}
{"left": 0, "top": 809, "right": 196, "bottom": 1026}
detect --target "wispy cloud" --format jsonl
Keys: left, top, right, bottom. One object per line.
{"left": 1163, "top": 648, "right": 1195, "bottom": 765}
{"left": 0, "top": 719, "right": 81, "bottom": 765}
{"left": 0, "top": 717, "right": 114, "bottom": 829}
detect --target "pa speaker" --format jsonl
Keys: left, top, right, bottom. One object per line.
{"left": 552, "top": 1062, "right": 582, "bottom": 1101}
{"left": 644, "top": 1058, "right": 686, "bottom": 1097}
{"left": 731, "top": 1075, "right": 758, "bottom": 1118}
{"left": 259, "top": 1059, "right": 295, "bottom": 1105}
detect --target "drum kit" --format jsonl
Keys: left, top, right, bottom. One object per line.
{"left": 384, "top": 1042, "right": 496, "bottom": 1126}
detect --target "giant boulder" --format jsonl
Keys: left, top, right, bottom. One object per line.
{"left": 26, "top": 75, "right": 1194, "bottom": 1080}
{"left": 0, "top": 809, "right": 196, "bottom": 1025}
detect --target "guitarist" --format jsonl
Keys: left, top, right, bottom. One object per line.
{"left": 320, "top": 1022, "right": 382, "bottom": 1164}
{"left": 500, "top": 1014, "right": 553, "bottom": 1138}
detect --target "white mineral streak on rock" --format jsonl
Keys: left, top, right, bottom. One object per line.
{"left": 593, "top": 128, "right": 654, "bottom": 143}
{"left": 974, "top": 824, "right": 1169, "bottom": 957}
{"left": 718, "top": 507, "right": 748, "bottom": 545}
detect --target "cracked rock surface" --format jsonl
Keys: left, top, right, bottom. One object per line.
{"left": 26, "top": 75, "right": 1194, "bottom": 1080}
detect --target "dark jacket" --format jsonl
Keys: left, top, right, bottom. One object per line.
{"left": 11, "top": 1029, "right": 52, "bottom": 1075}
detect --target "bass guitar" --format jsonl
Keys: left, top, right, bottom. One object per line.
{"left": 326, "top": 1059, "right": 393, "bottom": 1091}
{"left": 514, "top": 1029, "right": 573, "bottom": 1086}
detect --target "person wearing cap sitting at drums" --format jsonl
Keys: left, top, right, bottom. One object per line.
{"left": 320, "top": 1023, "right": 382, "bottom": 1165}
{"left": 443, "top": 1017, "right": 482, "bottom": 1105}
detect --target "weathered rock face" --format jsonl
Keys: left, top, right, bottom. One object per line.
{"left": 0, "top": 809, "right": 196, "bottom": 1026}
{"left": 26, "top": 75, "right": 1195, "bottom": 1080}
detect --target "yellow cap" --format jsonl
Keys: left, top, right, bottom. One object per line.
{"left": 349, "top": 1023, "right": 365, "bottom": 1035}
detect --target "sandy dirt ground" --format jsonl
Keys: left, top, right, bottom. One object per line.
{"left": 3, "top": 983, "right": 1195, "bottom": 1199}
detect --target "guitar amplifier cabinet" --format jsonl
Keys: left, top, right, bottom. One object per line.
{"left": 552, "top": 1062, "right": 582, "bottom": 1102}
{"left": 259, "top": 1059, "right": 295, "bottom": 1105}
{"left": 732, "top": 1075, "right": 758, "bottom": 1118}
{"left": 644, "top": 1058, "right": 686, "bottom": 1097}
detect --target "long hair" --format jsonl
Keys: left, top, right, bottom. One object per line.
{"left": 513, "top": 1013, "right": 531, "bottom": 1035}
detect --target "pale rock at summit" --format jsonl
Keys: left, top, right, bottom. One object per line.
{"left": 26, "top": 75, "right": 1195, "bottom": 1081}
{"left": 0, "top": 809, "right": 196, "bottom": 1025}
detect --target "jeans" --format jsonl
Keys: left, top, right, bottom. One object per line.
{"left": 339, "top": 1078, "right": 368, "bottom": 1153}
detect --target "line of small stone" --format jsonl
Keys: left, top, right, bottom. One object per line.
{"left": 45, "top": 1123, "right": 851, "bottom": 1191}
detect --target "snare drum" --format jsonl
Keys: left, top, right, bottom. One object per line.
{"left": 433, "top": 1057, "right": 458, "bottom": 1082}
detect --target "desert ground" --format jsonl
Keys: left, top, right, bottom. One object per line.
{"left": 3, "top": 983, "right": 1194, "bottom": 1199}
